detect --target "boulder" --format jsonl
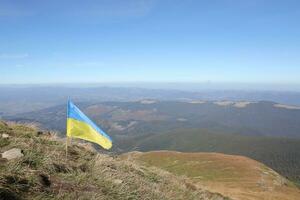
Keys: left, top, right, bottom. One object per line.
{"left": 1, "top": 133, "right": 10, "bottom": 138}
{"left": 1, "top": 148, "right": 24, "bottom": 160}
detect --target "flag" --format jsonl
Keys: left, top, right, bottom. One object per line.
{"left": 66, "top": 101, "right": 112, "bottom": 150}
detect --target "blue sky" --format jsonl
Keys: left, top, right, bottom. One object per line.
{"left": 0, "top": 0, "right": 300, "bottom": 86}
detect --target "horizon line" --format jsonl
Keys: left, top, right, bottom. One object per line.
{"left": 0, "top": 81, "right": 300, "bottom": 92}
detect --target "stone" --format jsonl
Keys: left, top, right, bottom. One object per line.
{"left": 1, "top": 148, "right": 24, "bottom": 160}
{"left": 1, "top": 133, "right": 10, "bottom": 138}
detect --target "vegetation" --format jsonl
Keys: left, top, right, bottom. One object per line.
{"left": 125, "top": 151, "right": 300, "bottom": 200}
{"left": 9, "top": 100, "right": 300, "bottom": 138}
{"left": 6, "top": 101, "right": 300, "bottom": 186}
{"left": 131, "top": 128, "right": 300, "bottom": 186}
{"left": 0, "top": 121, "right": 227, "bottom": 200}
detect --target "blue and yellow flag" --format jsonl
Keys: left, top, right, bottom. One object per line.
{"left": 66, "top": 101, "right": 112, "bottom": 150}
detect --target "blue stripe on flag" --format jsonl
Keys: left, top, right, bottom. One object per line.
{"left": 67, "top": 101, "right": 112, "bottom": 142}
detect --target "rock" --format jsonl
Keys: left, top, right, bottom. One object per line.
{"left": 112, "top": 179, "right": 123, "bottom": 185}
{"left": 1, "top": 133, "right": 10, "bottom": 138}
{"left": 1, "top": 148, "right": 24, "bottom": 160}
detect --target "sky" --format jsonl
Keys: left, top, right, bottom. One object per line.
{"left": 0, "top": 0, "right": 300, "bottom": 87}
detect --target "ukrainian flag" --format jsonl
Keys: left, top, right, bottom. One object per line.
{"left": 66, "top": 101, "right": 112, "bottom": 150}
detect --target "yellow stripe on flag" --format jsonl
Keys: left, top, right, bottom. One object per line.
{"left": 67, "top": 118, "right": 112, "bottom": 150}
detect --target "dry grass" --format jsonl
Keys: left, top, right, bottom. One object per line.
{"left": 125, "top": 151, "right": 300, "bottom": 200}
{"left": 0, "top": 121, "right": 227, "bottom": 200}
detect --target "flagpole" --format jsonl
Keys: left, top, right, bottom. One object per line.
{"left": 66, "top": 136, "right": 69, "bottom": 159}
{"left": 66, "top": 99, "right": 69, "bottom": 159}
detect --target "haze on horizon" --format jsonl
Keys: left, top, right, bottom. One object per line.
{"left": 1, "top": 82, "right": 300, "bottom": 92}
{"left": 1, "top": 0, "right": 300, "bottom": 89}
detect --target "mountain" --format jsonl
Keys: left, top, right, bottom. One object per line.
{"left": 6, "top": 100, "right": 300, "bottom": 138}
{"left": 130, "top": 128, "right": 300, "bottom": 186}
{"left": 123, "top": 151, "right": 300, "bottom": 200}
{"left": 0, "top": 86, "right": 200, "bottom": 115}
{"left": 1, "top": 121, "right": 299, "bottom": 200}
{"left": 2, "top": 86, "right": 300, "bottom": 116}
{"left": 4, "top": 100, "right": 300, "bottom": 186}
{"left": 0, "top": 121, "right": 227, "bottom": 200}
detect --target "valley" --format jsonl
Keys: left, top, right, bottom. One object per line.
{"left": 4, "top": 100, "right": 300, "bottom": 186}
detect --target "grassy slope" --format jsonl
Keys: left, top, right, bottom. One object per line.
{"left": 0, "top": 121, "right": 227, "bottom": 200}
{"left": 125, "top": 151, "right": 300, "bottom": 200}
{"left": 132, "top": 128, "right": 300, "bottom": 185}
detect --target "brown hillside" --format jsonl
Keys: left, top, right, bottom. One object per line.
{"left": 123, "top": 151, "right": 300, "bottom": 200}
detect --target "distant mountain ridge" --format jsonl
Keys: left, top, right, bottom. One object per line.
{"left": 6, "top": 100, "right": 300, "bottom": 138}
{"left": 2, "top": 86, "right": 300, "bottom": 115}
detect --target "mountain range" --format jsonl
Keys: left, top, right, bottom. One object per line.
{"left": 6, "top": 100, "right": 300, "bottom": 138}
{"left": 2, "top": 86, "right": 300, "bottom": 115}
{"left": 4, "top": 100, "right": 300, "bottom": 185}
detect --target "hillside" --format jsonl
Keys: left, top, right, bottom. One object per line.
{"left": 130, "top": 128, "right": 300, "bottom": 185}
{"left": 1, "top": 122, "right": 299, "bottom": 200}
{"left": 5, "top": 100, "right": 300, "bottom": 186}
{"left": 124, "top": 151, "right": 300, "bottom": 200}
{"left": 0, "top": 121, "right": 227, "bottom": 200}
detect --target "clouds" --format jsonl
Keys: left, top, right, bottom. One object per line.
{"left": 0, "top": 53, "right": 29, "bottom": 59}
